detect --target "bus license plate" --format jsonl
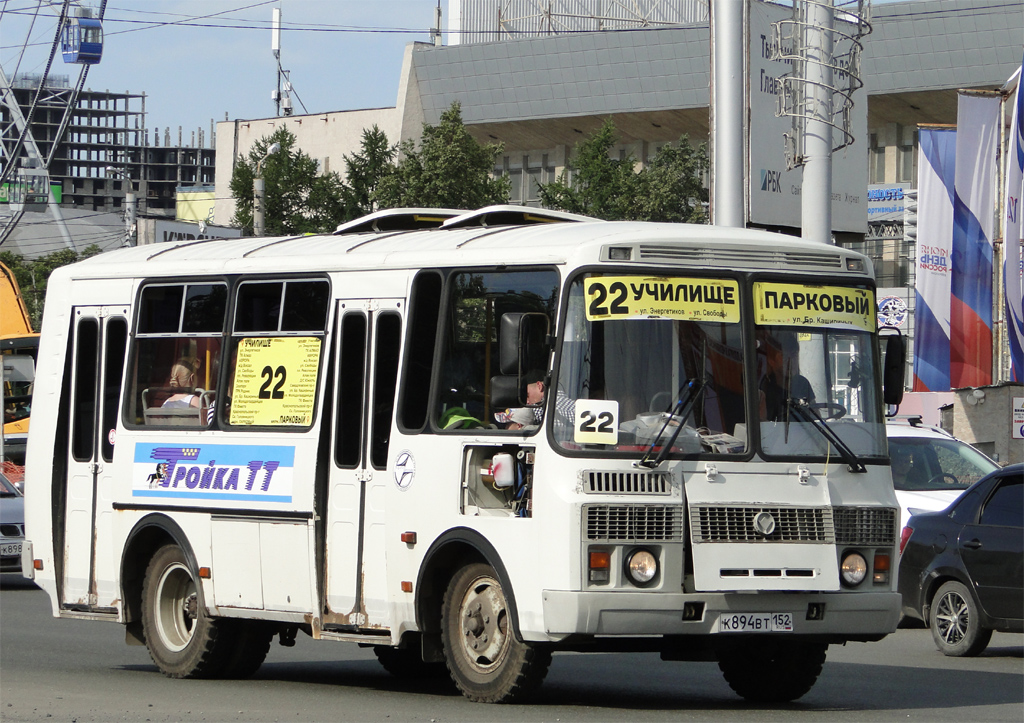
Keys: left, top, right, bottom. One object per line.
{"left": 716, "top": 612, "right": 793, "bottom": 633}
{"left": 0, "top": 542, "right": 22, "bottom": 557}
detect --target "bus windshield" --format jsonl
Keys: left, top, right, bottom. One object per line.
{"left": 755, "top": 325, "right": 885, "bottom": 461}
{"left": 553, "top": 273, "right": 748, "bottom": 455}
{"left": 552, "top": 273, "right": 886, "bottom": 462}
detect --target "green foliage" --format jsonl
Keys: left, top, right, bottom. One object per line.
{"left": 374, "top": 103, "right": 510, "bottom": 210}
{"left": 1, "top": 244, "right": 103, "bottom": 328}
{"left": 230, "top": 127, "right": 348, "bottom": 235}
{"left": 539, "top": 119, "right": 709, "bottom": 223}
{"left": 341, "top": 125, "right": 395, "bottom": 218}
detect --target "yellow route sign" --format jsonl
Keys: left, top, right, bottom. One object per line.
{"left": 753, "top": 283, "right": 876, "bottom": 332}
{"left": 230, "top": 337, "right": 322, "bottom": 426}
{"left": 584, "top": 276, "right": 740, "bottom": 323}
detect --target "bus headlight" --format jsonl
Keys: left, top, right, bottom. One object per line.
{"left": 625, "top": 549, "right": 658, "bottom": 586}
{"left": 840, "top": 552, "right": 867, "bottom": 587}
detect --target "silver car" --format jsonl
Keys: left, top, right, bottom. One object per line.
{"left": 0, "top": 471, "right": 25, "bottom": 574}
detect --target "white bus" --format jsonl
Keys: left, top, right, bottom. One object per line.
{"left": 22, "top": 206, "right": 907, "bottom": 704}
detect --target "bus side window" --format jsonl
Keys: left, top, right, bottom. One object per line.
{"left": 335, "top": 312, "right": 367, "bottom": 468}
{"left": 436, "top": 269, "right": 559, "bottom": 431}
{"left": 371, "top": 313, "right": 402, "bottom": 469}
{"left": 226, "top": 278, "right": 330, "bottom": 429}
{"left": 398, "top": 270, "right": 443, "bottom": 433}
{"left": 130, "top": 283, "right": 226, "bottom": 427}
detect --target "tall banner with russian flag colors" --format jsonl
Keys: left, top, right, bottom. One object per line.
{"left": 1005, "top": 56, "right": 1024, "bottom": 383}
{"left": 950, "top": 94, "right": 998, "bottom": 388}
{"left": 913, "top": 127, "right": 956, "bottom": 392}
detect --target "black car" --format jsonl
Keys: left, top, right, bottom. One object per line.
{"left": 898, "top": 464, "right": 1023, "bottom": 656}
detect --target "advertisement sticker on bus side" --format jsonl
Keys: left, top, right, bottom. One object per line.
{"left": 132, "top": 443, "right": 295, "bottom": 503}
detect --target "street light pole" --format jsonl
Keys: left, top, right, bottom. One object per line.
{"left": 253, "top": 142, "right": 280, "bottom": 237}
{"left": 105, "top": 166, "right": 136, "bottom": 246}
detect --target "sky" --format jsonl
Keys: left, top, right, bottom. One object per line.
{"left": 1, "top": 1, "right": 440, "bottom": 145}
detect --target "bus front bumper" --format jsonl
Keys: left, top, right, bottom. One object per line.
{"left": 542, "top": 589, "right": 900, "bottom": 638}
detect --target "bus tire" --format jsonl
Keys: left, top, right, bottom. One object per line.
{"left": 374, "top": 645, "right": 450, "bottom": 679}
{"left": 717, "top": 640, "right": 826, "bottom": 703}
{"left": 441, "top": 562, "right": 551, "bottom": 703}
{"left": 219, "top": 621, "right": 274, "bottom": 679}
{"left": 141, "top": 544, "right": 231, "bottom": 678}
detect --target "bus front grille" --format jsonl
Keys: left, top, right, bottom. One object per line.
{"left": 833, "top": 506, "right": 897, "bottom": 546}
{"left": 690, "top": 506, "right": 834, "bottom": 543}
{"left": 584, "top": 504, "right": 684, "bottom": 542}
{"left": 584, "top": 470, "right": 671, "bottom": 495}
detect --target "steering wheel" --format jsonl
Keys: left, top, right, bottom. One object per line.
{"left": 805, "top": 401, "right": 846, "bottom": 420}
{"left": 925, "top": 472, "right": 959, "bottom": 487}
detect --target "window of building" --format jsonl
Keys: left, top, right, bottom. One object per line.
{"left": 868, "top": 132, "right": 886, "bottom": 184}
{"left": 897, "top": 125, "right": 917, "bottom": 184}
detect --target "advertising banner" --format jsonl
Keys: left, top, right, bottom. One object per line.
{"left": 913, "top": 128, "right": 956, "bottom": 391}
{"left": 748, "top": 2, "right": 867, "bottom": 233}
{"left": 950, "top": 94, "right": 998, "bottom": 388}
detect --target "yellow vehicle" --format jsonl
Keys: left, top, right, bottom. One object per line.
{"left": 2, "top": 261, "right": 38, "bottom": 469}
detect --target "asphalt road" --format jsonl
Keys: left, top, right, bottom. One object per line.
{"left": 2, "top": 573, "right": 1021, "bottom": 722}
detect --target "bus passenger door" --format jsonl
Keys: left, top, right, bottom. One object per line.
{"left": 62, "top": 306, "right": 128, "bottom": 610}
{"left": 324, "top": 302, "right": 402, "bottom": 630}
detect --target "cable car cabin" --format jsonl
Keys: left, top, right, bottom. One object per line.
{"left": 8, "top": 169, "right": 50, "bottom": 213}
{"left": 61, "top": 16, "right": 103, "bottom": 64}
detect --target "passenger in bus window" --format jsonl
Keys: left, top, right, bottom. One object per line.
{"left": 162, "top": 352, "right": 201, "bottom": 409}
{"left": 758, "top": 331, "right": 814, "bottom": 421}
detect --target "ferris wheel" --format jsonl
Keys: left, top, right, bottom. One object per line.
{"left": 0, "top": 1, "right": 107, "bottom": 246}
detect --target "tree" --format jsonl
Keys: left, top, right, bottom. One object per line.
{"left": 539, "top": 119, "right": 709, "bottom": 223}
{"left": 229, "top": 127, "right": 347, "bottom": 235}
{"left": 1, "top": 245, "right": 102, "bottom": 329}
{"left": 340, "top": 125, "right": 395, "bottom": 219}
{"left": 374, "top": 103, "right": 510, "bottom": 210}
{"left": 538, "top": 120, "right": 638, "bottom": 219}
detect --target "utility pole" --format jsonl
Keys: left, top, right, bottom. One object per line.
{"left": 105, "top": 166, "right": 136, "bottom": 246}
{"left": 253, "top": 142, "right": 280, "bottom": 237}
{"left": 710, "top": 0, "right": 746, "bottom": 228}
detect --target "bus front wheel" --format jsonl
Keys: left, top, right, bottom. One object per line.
{"left": 141, "top": 544, "right": 232, "bottom": 678}
{"left": 717, "top": 640, "right": 827, "bottom": 703}
{"left": 441, "top": 562, "right": 551, "bottom": 703}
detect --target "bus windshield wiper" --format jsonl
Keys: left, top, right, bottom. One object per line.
{"left": 786, "top": 398, "right": 866, "bottom": 473}
{"left": 637, "top": 377, "right": 705, "bottom": 470}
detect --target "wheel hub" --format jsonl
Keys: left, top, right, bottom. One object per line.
{"left": 460, "top": 578, "right": 508, "bottom": 668}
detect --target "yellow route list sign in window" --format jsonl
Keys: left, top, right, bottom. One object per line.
{"left": 230, "top": 337, "right": 322, "bottom": 426}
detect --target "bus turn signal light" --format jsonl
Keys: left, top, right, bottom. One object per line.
{"left": 873, "top": 553, "right": 890, "bottom": 584}
{"left": 589, "top": 550, "right": 610, "bottom": 583}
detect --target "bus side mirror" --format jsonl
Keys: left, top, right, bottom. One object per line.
{"left": 499, "top": 312, "right": 550, "bottom": 377}
{"left": 882, "top": 333, "right": 905, "bottom": 407}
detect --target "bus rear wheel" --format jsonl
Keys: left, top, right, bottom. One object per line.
{"left": 141, "top": 544, "right": 232, "bottom": 678}
{"left": 441, "top": 562, "right": 551, "bottom": 703}
{"left": 717, "top": 640, "right": 827, "bottom": 703}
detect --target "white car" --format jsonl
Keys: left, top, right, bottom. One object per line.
{"left": 886, "top": 422, "right": 999, "bottom": 533}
